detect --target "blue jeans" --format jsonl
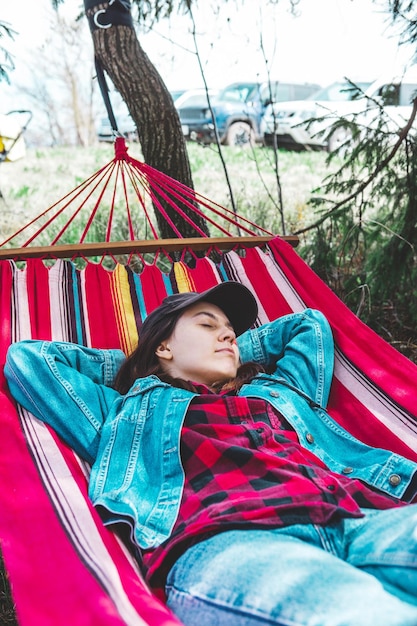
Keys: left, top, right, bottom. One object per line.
{"left": 166, "top": 506, "right": 417, "bottom": 625}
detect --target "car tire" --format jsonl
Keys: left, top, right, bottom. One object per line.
{"left": 224, "top": 122, "right": 255, "bottom": 147}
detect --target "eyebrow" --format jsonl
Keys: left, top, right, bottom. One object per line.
{"left": 192, "top": 310, "right": 234, "bottom": 330}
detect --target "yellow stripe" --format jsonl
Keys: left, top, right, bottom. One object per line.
{"left": 111, "top": 264, "right": 138, "bottom": 355}
{"left": 173, "top": 261, "right": 196, "bottom": 293}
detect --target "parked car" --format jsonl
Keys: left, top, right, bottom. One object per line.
{"left": 97, "top": 112, "right": 137, "bottom": 143}
{"left": 177, "top": 81, "right": 321, "bottom": 147}
{"left": 97, "top": 90, "right": 184, "bottom": 142}
{"left": 175, "top": 88, "right": 220, "bottom": 142}
{"left": 262, "top": 72, "right": 417, "bottom": 152}
{"left": 354, "top": 74, "right": 417, "bottom": 140}
{"left": 170, "top": 89, "right": 187, "bottom": 102}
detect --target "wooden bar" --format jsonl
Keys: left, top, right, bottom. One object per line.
{"left": 0, "top": 235, "right": 299, "bottom": 261}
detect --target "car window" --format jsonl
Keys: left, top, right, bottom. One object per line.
{"left": 377, "top": 83, "right": 400, "bottom": 106}
{"left": 373, "top": 82, "right": 417, "bottom": 106}
{"left": 170, "top": 90, "right": 186, "bottom": 101}
{"left": 293, "top": 84, "right": 320, "bottom": 99}
{"left": 178, "top": 94, "right": 211, "bottom": 107}
{"left": 175, "top": 90, "right": 218, "bottom": 109}
{"left": 399, "top": 83, "right": 417, "bottom": 105}
{"left": 269, "top": 84, "right": 293, "bottom": 102}
{"left": 308, "top": 81, "right": 372, "bottom": 101}
{"left": 259, "top": 82, "right": 321, "bottom": 105}
{"left": 218, "top": 84, "right": 258, "bottom": 103}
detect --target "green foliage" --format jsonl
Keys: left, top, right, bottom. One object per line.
{"left": 132, "top": 0, "right": 192, "bottom": 23}
{"left": 110, "top": 0, "right": 301, "bottom": 26}
{"left": 388, "top": 1, "right": 417, "bottom": 45}
{"left": 299, "top": 95, "right": 417, "bottom": 348}
{"left": 0, "top": 22, "right": 17, "bottom": 83}
{"left": 0, "top": 549, "right": 17, "bottom": 626}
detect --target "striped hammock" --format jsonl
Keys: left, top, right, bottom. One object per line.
{"left": 1, "top": 236, "right": 417, "bottom": 625}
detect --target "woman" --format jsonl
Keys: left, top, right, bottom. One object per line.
{"left": 5, "top": 281, "right": 417, "bottom": 625}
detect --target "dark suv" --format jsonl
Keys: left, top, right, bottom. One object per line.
{"left": 179, "top": 81, "right": 321, "bottom": 147}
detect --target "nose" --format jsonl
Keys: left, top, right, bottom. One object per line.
{"left": 219, "top": 325, "right": 236, "bottom": 343}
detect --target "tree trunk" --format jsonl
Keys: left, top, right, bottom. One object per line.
{"left": 84, "top": 1, "right": 209, "bottom": 239}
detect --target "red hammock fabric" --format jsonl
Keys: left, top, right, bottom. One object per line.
{"left": 1, "top": 237, "right": 417, "bottom": 625}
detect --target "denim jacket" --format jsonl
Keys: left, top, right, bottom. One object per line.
{"left": 5, "top": 309, "right": 417, "bottom": 550}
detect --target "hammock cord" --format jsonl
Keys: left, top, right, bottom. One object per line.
{"left": 0, "top": 138, "right": 278, "bottom": 258}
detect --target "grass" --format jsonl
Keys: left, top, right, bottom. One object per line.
{"left": 0, "top": 141, "right": 333, "bottom": 246}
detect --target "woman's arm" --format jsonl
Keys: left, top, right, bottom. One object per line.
{"left": 237, "top": 309, "right": 334, "bottom": 408}
{"left": 5, "top": 340, "right": 126, "bottom": 463}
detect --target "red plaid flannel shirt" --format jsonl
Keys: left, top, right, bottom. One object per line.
{"left": 142, "top": 384, "right": 403, "bottom": 595}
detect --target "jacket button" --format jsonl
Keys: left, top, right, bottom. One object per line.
{"left": 342, "top": 467, "right": 353, "bottom": 474}
{"left": 270, "top": 391, "right": 280, "bottom": 398}
{"left": 306, "top": 433, "right": 314, "bottom": 444}
{"left": 389, "top": 474, "right": 402, "bottom": 486}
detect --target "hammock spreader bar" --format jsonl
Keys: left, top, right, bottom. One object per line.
{"left": 0, "top": 235, "right": 298, "bottom": 261}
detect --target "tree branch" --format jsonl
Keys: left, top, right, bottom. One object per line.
{"left": 295, "top": 98, "right": 417, "bottom": 235}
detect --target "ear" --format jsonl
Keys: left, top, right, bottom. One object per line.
{"left": 155, "top": 342, "right": 173, "bottom": 361}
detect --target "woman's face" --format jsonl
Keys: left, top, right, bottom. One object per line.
{"left": 155, "top": 301, "right": 240, "bottom": 387}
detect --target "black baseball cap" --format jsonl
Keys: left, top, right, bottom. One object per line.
{"left": 142, "top": 282, "right": 258, "bottom": 337}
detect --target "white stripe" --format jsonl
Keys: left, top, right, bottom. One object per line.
{"left": 334, "top": 348, "right": 417, "bottom": 447}
{"left": 49, "top": 260, "right": 69, "bottom": 341}
{"left": 264, "top": 247, "right": 417, "bottom": 450}
{"left": 223, "top": 249, "right": 268, "bottom": 325}
{"left": 79, "top": 267, "right": 92, "bottom": 347}
{"left": 255, "top": 247, "right": 306, "bottom": 313}
{"left": 20, "top": 408, "right": 150, "bottom": 626}
{"left": 14, "top": 264, "right": 32, "bottom": 341}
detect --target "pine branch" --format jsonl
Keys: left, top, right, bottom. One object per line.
{"left": 295, "top": 98, "right": 417, "bottom": 235}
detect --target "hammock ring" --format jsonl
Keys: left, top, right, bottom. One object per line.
{"left": 93, "top": 9, "right": 112, "bottom": 29}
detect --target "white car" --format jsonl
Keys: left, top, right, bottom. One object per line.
{"left": 97, "top": 113, "right": 137, "bottom": 143}
{"left": 262, "top": 71, "right": 417, "bottom": 152}
{"left": 96, "top": 90, "right": 138, "bottom": 143}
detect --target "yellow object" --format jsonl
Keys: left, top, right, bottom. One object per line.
{"left": 0, "top": 113, "right": 26, "bottom": 162}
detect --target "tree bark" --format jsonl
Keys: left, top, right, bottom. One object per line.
{"left": 84, "top": 1, "right": 209, "bottom": 238}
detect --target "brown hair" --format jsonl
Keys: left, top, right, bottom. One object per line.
{"left": 113, "top": 308, "right": 183, "bottom": 394}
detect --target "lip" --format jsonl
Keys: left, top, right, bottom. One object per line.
{"left": 216, "top": 348, "right": 236, "bottom": 355}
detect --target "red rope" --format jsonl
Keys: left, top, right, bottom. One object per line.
{"left": 118, "top": 160, "right": 136, "bottom": 241}
{"left": 1, "top": 136, "right": 276, "bottom": 253}
{"left": 129, "top": 153, "right": 274, "bottom": 237}
{"left": 0, "top": 161, "right": 115, "bottom": 247}
{"left": 76, "top": 163, "right": 118, "bottom": 245}
{"left": 104, "top": 162, "right": 120, "bottom": 242}
{"left": 124, "top": 164, "right": 159, "bottom": 239}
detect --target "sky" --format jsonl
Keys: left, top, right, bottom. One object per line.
{"left": 1, "top": 0, "right": 415, "bottom": 110}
